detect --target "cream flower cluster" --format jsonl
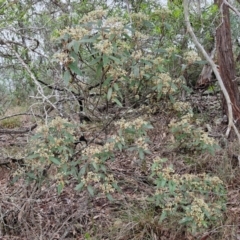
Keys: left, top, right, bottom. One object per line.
{"left": 165, "top": 46, "right": 176, "bottom": 54}
{"left": 131, "top": 12, "right": 149, "bottom": 21}
{"left": 186, "top": 198, "right": 211, "bottom": 227}
{"left": 115, "top": 117, "right": 148, "bottom": 130}
{"left": 83, "top": 145, "right": 103, "bottom": 163}
{"left": 200, "top": 130, "right": 216, "bottom": 146}
{"left": 152, "top": 159, "right": 225, "bottom": 226}
{"left": 104, "top": 17, "right": 125, "bottom": 34}
{"left": 134, "top": 31, "right": 149, "bottom": 41}
{"left": 60, "top": 26, "right": 89, "bottom": 40}
{"left": 135, "top": 137, "right": 149, "bottom": 150}
{"left": 153, "top": 72, "right": 179, "bottom": 94}
{"left": 94, "top": 39, "right": 113, "bottom": 55}
{"left": 54, "top": 52, "right": 74, "bottom": 65}
{"left": 184, "top": 50, "right": 201, "bottom": 64}
{"left": 80, "top": 8, "right": 107, "bottom": 23}
{"left": 81, "top": 172, "right": 116, "bottom": 194}
{"left": 131, "top": 50, "right": 143, "bottom": 60}
{"left": 99, "top": 174, "right": 116, "bottom": 194}
{"left": 173, "top": 101, "right": 192, "bottom": 113}
{"left": 23, "top": 117, "right": 76, "bottom": 184}
{"left": 108, "top": 67, "right": 127, "bottom": 81}
{"left": 169, "top": 111, "right": 216, "bottom": 147}
{"left": 168, "top": 112, "right": 193, "bottom": 131}
{"left": 81, "top": 171, "right": 101, "bottom": 186}
{"left": 152, "top": 56, "right": 164, "bottom": 65}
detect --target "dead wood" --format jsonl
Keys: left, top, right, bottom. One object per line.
{"left": 0, "top": 123, "right": 37, "bottom": 134}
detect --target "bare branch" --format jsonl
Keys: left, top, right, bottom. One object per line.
{"left": 0, "top": 112, "right": 42, "bottom": 121}
{"left": 223, "top": 0, "right": 240, "bottom": 18}
{"left": 8, "top": 44, "right": 58, "bottom": 118}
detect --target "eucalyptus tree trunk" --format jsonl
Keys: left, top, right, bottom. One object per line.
{"left": 215, "top": 0, "right": 240, "bottom": 126}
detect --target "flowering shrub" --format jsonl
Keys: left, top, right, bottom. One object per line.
{"left": 75, "top": 138, "right": 120, "bottom": 198}
{"left": 150, "top": 157, "right": 226, "bottom": 234}
{"left": 76, "top": 116, "right": 152, "bottom": 198}
{"left": 169, "top": 101, "right": 218, "bottom": 154}
{"left": 54, "top": 8, "right": 186, "bottom": 110}
{"left": 20, "top": 117, "right": 77, "bottom": 192}
{"left": 21, "top": 114, "right": 152, "bottom": 198}
{"left": 115, "top": 117, "right": 153, "bottom": 159}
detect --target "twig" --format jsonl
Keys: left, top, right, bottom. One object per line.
{"left": 0, "top": 112, "right": 42, "bottom": 121}
{"left": 223, "top": 0, "right": 240, "bottom": 18}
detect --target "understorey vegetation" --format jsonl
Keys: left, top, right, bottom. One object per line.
{"left": 0, "top": 1, "right": 240, "bottom": 239}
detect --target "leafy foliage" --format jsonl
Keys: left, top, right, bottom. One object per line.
{"left": 1, "top": 1, "right": 238, "bottom": 239}
{"left": 150, "top": 157, "right": 226, "bottom": 234}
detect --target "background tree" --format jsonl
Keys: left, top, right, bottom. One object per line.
{"left": 215, "top": 0, "right": 240, "bottom": 127}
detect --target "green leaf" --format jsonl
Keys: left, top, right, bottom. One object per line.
{"left": 109, "top": 55, "right": 121, "bottom": 64}
{"left": 157, "top": 65, "right": 165, "bottom": 72}
{"left": 103, "top": 54, "right": 110, "bottom": 66}
{"left": 144, "top": 149, "right": 152, "bottom": 155}
{"left": 27, "top": 172, "right": 37, "bottom": 180}
{"left": 168, "top": 181, "right": 176, "bottom": 194}
{"left": 112, "top": 182, "right": 121, "bottom": 192}
{"left": 113, "top": 98, "right": 122, "bottom": 107}
{"left": 144, "top": 123, "right": 154, "bottom": 129}
{"left": 87, "top": 185, "right": 94, "bottom": 196}
{"left": 63, "top": 70, "right": 71, "bottom": 85}
{"left": 73, "top": 40, "right": 81, "bottom": 53}
{"left": 127, "top": 146, "right": 137, "bottom": 151}
{"left": 117, "top": 142, "right": 122, "bottom": 151}
{"left": 96, "top": 62, "right": 103, "bottom": 77}
{"left": 69, "top": 51, "right": 78, "bottom": 61}
{"left": 69, "top": 61, "right": 82, "bottom": 76}
{"left": 133, "top": 65, "right": 140, "bottom": 78}
{"left": 196, "top": 60, "right": 207, "bottom": 65}
{"left": 100, "top": 164, "right": 106, "bottom": 172}
{"left": 181, "top": 64, "right": 187, "bottom": 72}
{"left": 67, "top": 40, "right": 80, "bottom": 53}
{"left": 139, "top": 148, "right": 144, "bottom": 160}
{"left": 79, "top": 38, "right": 97, "bottom": 43}
{"left": 107, "top": 87, "right": 113, "bottom": 101}
{"left": 159, "top": 210, "right": 167, "bottom": 222}
{"left": 89, "top": 56, "right": 102, "bottom": 66}
{"left": 61, "top": 163, "right": 68, "bottom": 173}
{"left": 57, "top": 182, "right": 64, "bottom": 194}
{"left": 26, "top": 153, "right": 40, "bottom": 160}
{"left": 122, "top": 32, "right": 132, "bottom": 40}
{"left": 49, "top": 157, "right": 61, "bottom": 165}
{"left": 75, "top": 182, "right": 84, "bottom": 191}
{"left": 106, "top": 193, "right": 114, "bottom": 201}
{"left": 179, "top": 217, "right": 192, "bottom": 224}
{"left": 79, "top": 165, "right": 86, "bottom": 177}
{"left": 84, "top": 233, "right": 91, "bottom": 239}
{"left": 182, "top": 84, "right": 192, "bottom": 93}
{"left": 113, "top": 83, "right": 119, "bottom": 91}
{"left": 92, "top": 161, "right": 99, "bottom": 171}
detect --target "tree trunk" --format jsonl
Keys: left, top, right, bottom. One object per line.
{"left": 215, "top": 0, "right": 240, "bottom": 125}
{"left": 196, "top": 65, "right": 214, "bottom": 89}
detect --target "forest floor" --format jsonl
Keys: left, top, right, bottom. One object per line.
{"left": 0, "top": 96, "right": 240, "bottom": 240}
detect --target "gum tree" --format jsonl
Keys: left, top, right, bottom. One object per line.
{"left": 215, "top": 0, "right": 240, "bottom": 127}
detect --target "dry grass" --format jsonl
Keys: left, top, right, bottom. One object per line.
{"left": 0, "top": 105, "right": 32, "bottom": 129}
